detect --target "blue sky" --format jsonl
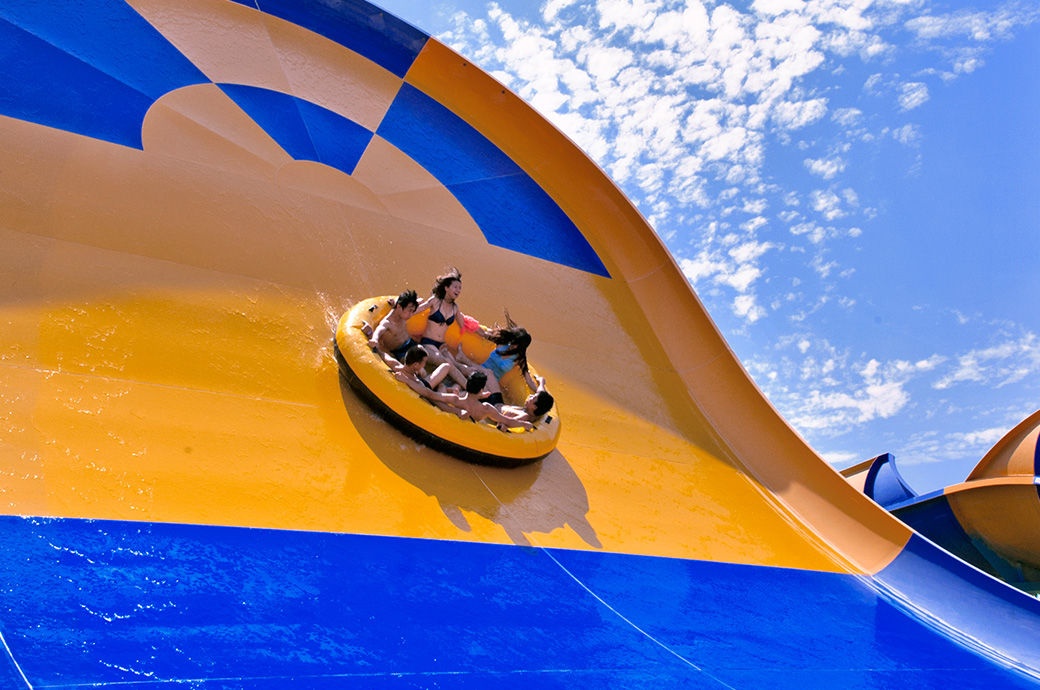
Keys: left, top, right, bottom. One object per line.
{"left": 375, "top": 0, "right": 1040, "bottom": 493}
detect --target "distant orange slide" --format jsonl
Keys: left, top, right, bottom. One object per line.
{"left": 847, "top": 410, "right": 1040, "bottom": 587}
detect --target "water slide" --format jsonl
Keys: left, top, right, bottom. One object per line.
{"left": 844, "top": 411, "right": 1040, "bottom": 588}
{"left": 2, "top": 1, "right": 1039, "bottom": 687}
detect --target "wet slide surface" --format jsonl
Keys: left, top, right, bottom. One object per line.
{"left": 2, "top": 1, "right": 1040, "bottom": 687}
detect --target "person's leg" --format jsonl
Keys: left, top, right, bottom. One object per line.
{"left": 453, "top": 347, "right": 482, "bottom": 370}
{"left": 427, "top": 362, "right": 454, "bottom": 389}
{"left": 436, "top": 348, "right": 470, "bottom": 386}
{"left": 421, "top": 343, "right": 447, "bottom": 365}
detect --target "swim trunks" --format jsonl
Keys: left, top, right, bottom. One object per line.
{"left": 389, "top": 337, "right": 414, "bottom": 362}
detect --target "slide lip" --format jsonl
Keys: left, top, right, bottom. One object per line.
{"left": 334, "top": 297, "right": 560, "bottom": 468}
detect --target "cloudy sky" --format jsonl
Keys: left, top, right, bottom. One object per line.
{"left": 376, "top": 0, "right": 1040, "bottom": 493}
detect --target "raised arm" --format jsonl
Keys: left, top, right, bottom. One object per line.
{"left": 413, "top": 296, "right": 436, "bottom": 317}
{"left": 524, "top": 371, "right": 546, "bottom": 394}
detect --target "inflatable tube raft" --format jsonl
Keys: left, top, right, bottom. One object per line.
{"left": 335, "top": 297, "right": 561, "bottom": 467}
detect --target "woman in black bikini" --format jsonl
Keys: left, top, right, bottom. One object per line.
{"left": 415, "top": 267, "right": 474, "bottom": 370}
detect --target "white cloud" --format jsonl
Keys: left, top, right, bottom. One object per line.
{"left": 745, "top": 339, "right": 957, "bottom": 439}
{"left": 542, "top": 0, "right": 582, "bottom": 23}
{"left": 646, "top": 4, "right": 711, "bottom": 53}
{"left": 809, "top": 253, "right": 838, "bottom": 278}
{"left": 778, "top": 376, "right": 910, "bottom": 431}
{"left": 934, "top": 333, "right": 1040, "bottom": 390}
{"left": 772, "top": 98, "right": 828, "bottom": 129}
{"left": 678, "top": 233, "right": 775, "bottom": 325}
{"left": 580, "top": 44, "right": 635, "bottom": 82}
{"left": 890, "top": 123, "right": 920, "bottom": 145}
{"left": 805, "top": 155, "right": 845, "bottom": 179}
{"left": 679, "top": 253, "right": 724, "bottom": 284}
{"left": 953, "top": 55, "right": 982, "bottom": 75}
{"left": 790, "top": 220, "right": 826, "bottom": 244}
{"left": 450, "top": 0, "right": 871, "bottom": 219}
{"left": 897, "top": 81, "right": 929, "bottom": 110}
{"left": 906, "top": 8, "right": 1036, "bottom": 43}
{"left": 734, "top": 293, "right": 767, "bottom": 322}
{"left": 752, "top": 0, "right": 805, "bottom": 16}
{"left": 739, "top": 216, "right": 766, "bottom": 233}
{"left": 447, "top": 0, "right": 914, "bottom": 236}
{"left": 821, "top": 450, "right": 862, "bottom": 466}
{"left": 743, "top": 197, "right": 769, "bottom": 214}
{"left": 830, "top": 105, "right": 861, "bottom": 124}
{"left": 809, "top": 189, "right": 846, "bottom": 220}
{"left": 902, "top": 7, "right": 1040, "bottom": 82}
{"left": 723, "top": 264, "right": 763, "bottom": 292}
{"left": 863, "top": 72, "right": 883, "bottom": 94}
{"left": 597, "top": 0, "right": 665, "bottom": 33}
{"left": 952, "top": 426, "right": 1009, "bottom": 448}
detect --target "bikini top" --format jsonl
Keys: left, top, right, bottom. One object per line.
{"left": 428, "top": 302, "right": 456, "bottom": 326}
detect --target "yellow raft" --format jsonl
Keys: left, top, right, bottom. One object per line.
{"left": 334, "top": 296, "right": 561, "bottom": 467}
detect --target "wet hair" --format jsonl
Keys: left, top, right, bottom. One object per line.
{"left": 395, "top": 289, "right": 418, "bottom": 311}
{"left": 487, "top": 310, "right": 532, "bottom": 374}
{"left": 465, "top": 371, "right": 487, "bottom": 394}
{"left": 531, "top": 390, "right": 554, "bottom": 417}
{"left": 432, "top": 267, "right": 462, "bottom": 299}
{"left": 403, "top": 345, "right": 428, "bottom": 366}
